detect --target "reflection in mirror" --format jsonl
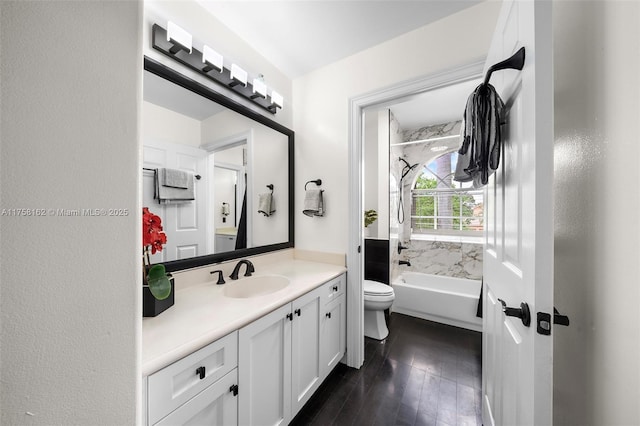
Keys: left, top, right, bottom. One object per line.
{"left": 142, "top": 57, "right": 293, "bottom": 272}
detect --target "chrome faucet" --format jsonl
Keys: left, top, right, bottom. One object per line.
{"left": 230, "top": 259, "right": 255, "bottom": 280}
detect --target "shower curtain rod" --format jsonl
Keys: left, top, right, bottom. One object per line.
{"left": 390, "top": 134, "right": 460, "bottom": 147}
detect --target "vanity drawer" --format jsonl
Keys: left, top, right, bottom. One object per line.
{"left": 147, "top": 331, "right": 238, "bottom": 425}
{"left": 322, "top": 274, "right": 345, "bottom": 304}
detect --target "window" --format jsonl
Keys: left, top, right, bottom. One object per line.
{"left": 411, "top": 151, "right": 483, "bottom": 236}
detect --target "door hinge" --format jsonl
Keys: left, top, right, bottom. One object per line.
{"left": 537, "top": 308, "right": 570, "bottom": 335}
{"left": 357, "top": 245, "right": 361, "bottom": 254}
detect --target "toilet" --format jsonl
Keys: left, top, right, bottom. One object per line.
{"left": 363, "top": 279, "right": 395, "bottom": 340}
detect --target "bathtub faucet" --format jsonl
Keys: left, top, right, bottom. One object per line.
{"left": 397, "top": 244, "right": 408, "bottom": 254}
{"left": 399, "top": 260, "right": 411, "bottom": 267}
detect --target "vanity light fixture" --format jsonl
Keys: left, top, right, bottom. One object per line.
{"left": 270, "top": 90, "right": 284, "bottom": 111}
{"left": 166, "top": 21, "right": 192, "bottom": 54}
{"left": 151, "top": 23, "right": 282, "bottom": 114}
{"left": 252, "top": 75, "right": 268, "bottom": 99}
{"left": 202, "top": 45, "right": 223, "bottom": 73}
{"left": 230, "top": 64, "right": 248, "bottom": 87}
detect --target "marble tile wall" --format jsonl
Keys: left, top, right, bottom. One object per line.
{"left": 390, "top": 120, "right": 482, "bottom": 282}
{"left": 398, "top": 240, "right": 483, "bottom": 281}
{"left": 389, "top": 111, "right": 404, "bottom": 282}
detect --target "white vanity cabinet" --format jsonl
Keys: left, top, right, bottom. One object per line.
{"left": 215, "top": 233, "right": 236, "bottom": 253}
{"left": 320, "top": 274, "right": 346, "bottom": 378}
{"left": 146, "top": 332, "right": 238, "bottom": 426}
{"left": 291, "top": 284, "right": 323, "bottom": 415}
{"left": 144, "top": 272, "right": 347, "bottom": 426}
{"left": 238, "top": 303, "right": 293, "bottom": 426}
{"left": 238, "top": 274, "right": 346, "bottom": 426}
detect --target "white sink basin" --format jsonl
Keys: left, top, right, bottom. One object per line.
{"left": 223, "top": 275, "right": 290, "bottom": 298}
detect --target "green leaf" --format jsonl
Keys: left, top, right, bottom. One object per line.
{"left": 147, "top": 264, "right": 171, "bottom": 300}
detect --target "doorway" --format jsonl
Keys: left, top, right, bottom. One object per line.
{"left": 347, "top": 60, "right": 485, "bottom": 368}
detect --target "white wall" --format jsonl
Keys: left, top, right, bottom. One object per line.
{"left": 143, "top": 101, "right": 202, "bottom": 147}
{"left": 292, "top": 1, "right": 500, "bottom": 253}
{"left": 553, "top": 1, "right": 640, "bottom": 424}
{"left": 363, "top": 110, "right": 380, "bottom": 237}
{"left": 0, "top": 1, "right": 140, "bottom": 424}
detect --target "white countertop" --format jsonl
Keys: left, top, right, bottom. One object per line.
{"left": 142, "top": 257, "right": 346, "bottom": 376}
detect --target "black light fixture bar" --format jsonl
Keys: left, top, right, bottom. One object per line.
{"left": 151, "top": 24, "right": 278, "bottom": 114}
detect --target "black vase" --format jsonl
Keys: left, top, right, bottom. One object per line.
{"left": 143, "top": 278, "right": 174, "bottom": 317}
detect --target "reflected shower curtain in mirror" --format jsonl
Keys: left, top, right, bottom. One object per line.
{"left": 235, "top": 188, "right": 247, "bottom": 249}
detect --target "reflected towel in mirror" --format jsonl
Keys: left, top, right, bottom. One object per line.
{"left": 155, "top": 168, "right": 195, "bottom": 204}
{"left": 258, "top": 193, "right": 275, "bottom": 216}
{"left": 303, "top": 189, "right": 324, "bottom": 217}
{"left": 162, "top": 168, "right": 190, "bottom": 188}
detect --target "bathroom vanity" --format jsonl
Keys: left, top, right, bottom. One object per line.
{"left": 142, "top": 252, "right": 346, "bottom": 425}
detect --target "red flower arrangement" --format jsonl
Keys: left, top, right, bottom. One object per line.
{"left": 143, "top": 207, "right": 171, "bottom": 300}
{"left": 143, "top": 207, "right": 167, "bottom": 255}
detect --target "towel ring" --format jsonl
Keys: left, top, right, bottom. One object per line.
{"left": 305, "top": 179, "right": 322, "bottom": 190}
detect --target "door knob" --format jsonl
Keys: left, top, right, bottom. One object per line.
{"left": 498, "top": 299, "right": 531, "bottom": 327}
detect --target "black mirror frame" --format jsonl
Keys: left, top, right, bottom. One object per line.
{"left": 144, "top": 56, "right": 294, "bottom": 273}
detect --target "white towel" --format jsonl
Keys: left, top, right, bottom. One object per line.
{"left": 257, "top": 193, "right": 275, "bottom": 216}
{"left": 155, "top": 168, "right": 195, "bottom": 204}
{"left": 303, "top": 189, "right": 324, "bottom": 217}
{"left": 162, "top": 168, "right": 190, "bottom": 188}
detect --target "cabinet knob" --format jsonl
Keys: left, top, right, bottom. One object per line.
{"left": 294, "top": 308, "right": 301, "bottom": 316}
{"left": 195, "top": 366, "right": 206, "bottom": 380}
{"left": 326, "top": 312, "right": 331, "bottom": 319}
{"left": 332, "top": 285, "right": 338, "bottom": 292}
{"left": 286, "top": 313, "right": 293, "bottom": 321}
{"left": 229, "top": 384, "right": 239, "bottom": 396}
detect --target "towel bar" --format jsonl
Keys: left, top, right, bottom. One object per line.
{"left": 143, "top": 168, "right": 201, "bottom": 180}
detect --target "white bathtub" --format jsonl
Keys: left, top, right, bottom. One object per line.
{"left": 392, "top": 272, "right": 482, "bottom": 332}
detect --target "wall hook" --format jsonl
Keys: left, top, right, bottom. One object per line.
{"left": 483, "top": 46, "right": 526, "bottom": 86}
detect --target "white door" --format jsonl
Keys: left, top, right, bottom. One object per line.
{"left": 291, "top": 287, "right": 322, "bottom": 414}
{"left": 238, "top": 303, "right": 292, "bottom": 426}
{"left": 320, "top": 294, "right": 346, "bottom": 378}
{"left": 143, "top": 141, "right": 208, "bottom": 262}
{"left": 482, "top": 1, "right": 553, "bottom": 425}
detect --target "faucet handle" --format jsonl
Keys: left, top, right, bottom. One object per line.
{"left": 210, "top": 270, "right": 225, "bottom": 285}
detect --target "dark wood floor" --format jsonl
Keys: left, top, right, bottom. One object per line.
{"left": 291, "top": 313, "right": 482, "bottom": 426}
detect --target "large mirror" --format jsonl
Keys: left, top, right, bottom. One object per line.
{"left": 142, "top": 57, "right": 294, "bottom": 272}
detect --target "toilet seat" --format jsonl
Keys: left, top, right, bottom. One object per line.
{"left": 364, "top": 280, "right": 394, "bottom": 297}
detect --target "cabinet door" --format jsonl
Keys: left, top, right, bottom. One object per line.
{"left": 239, "top": 304, "right": 292, "bottom": 426}
{"left": 148, "top": 332, "right": 238, "bottom": 425}
{"left": 154, "top": 369, "right": 238, "bottom": 426}
{"left": 320, "top": 293, "right": 346, "bottom": 379}
{"left": 291, "top": 286, "right": 322, "bottom": 415}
